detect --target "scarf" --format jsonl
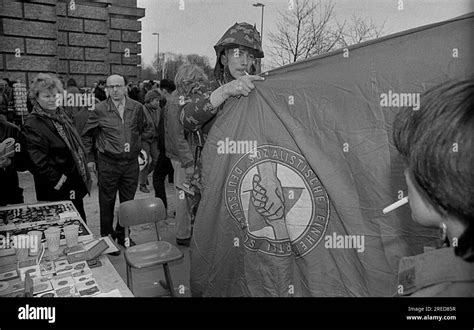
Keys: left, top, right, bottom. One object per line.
{"left": 32, "top": 104, "right": 91, "bottom": 193}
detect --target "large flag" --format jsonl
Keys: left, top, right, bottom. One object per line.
{"left": 190, "top": 13, "right": 474, "bottom": 297}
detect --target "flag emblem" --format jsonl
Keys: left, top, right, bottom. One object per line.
{"left": 225, "top": 145, "right": 330, "bottom": 257}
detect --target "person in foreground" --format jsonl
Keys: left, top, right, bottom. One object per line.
{"left": 179, "top": 22, "right": 265, "bottom": 204}
{"left": 182, "top": 22, "right": 266, "bottom": 296}
{"left": 23, "top": 73, "right": 91, "bottom": 222}
{"left": 393, "top": 78, "right": 474, "bottom": 297}
{"left": 81, "top": 74, "right": 153, "bottom": 251}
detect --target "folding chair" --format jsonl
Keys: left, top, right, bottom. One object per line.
{"left": 118, "top": 198, "right": 184, "bottom": 296}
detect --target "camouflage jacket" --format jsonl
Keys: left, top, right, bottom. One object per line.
{"left": 179, "top": 80, "right": 223, "bottom": 140}
{"left": 177, "top": 79, "right": 226, "bottom": 195}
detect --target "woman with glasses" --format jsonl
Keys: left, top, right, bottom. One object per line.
{"left": 23, "top": 73, "right": 91, "bottom": 222}
{"left": 81, "top": 74, "right": 153, "bottom": 249}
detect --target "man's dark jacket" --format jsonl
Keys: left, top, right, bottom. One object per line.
{"left": 81, "top": 97, "right": 154, "bottom": 162}
{"left": 94, "top": 87, "right": 107, "bottom": 102}
{"left": 164, "top": 91, "right": 194, "bottom": 168}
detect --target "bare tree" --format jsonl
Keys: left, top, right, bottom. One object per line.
{"left": 268, "top": 0, "right": 343, "bottom": 66}
{"left": 161, "top": 52, "right": 186, "bottom": 80}
{"left": 268, "top": 0, "right": 384, "bottom": 67}
{"left": 140, "top": 65, "right": 156, "bottom": 81}
{"left": 152, "top": 52, "right": 214, "bottom": 81}
{"left": 151, "top": 52, "right": 178, "bottom": 80}
{"left": 186, "top": 54, "right": 214, "bottom": 80}
{"left": 139, "top": 60, "right": 157, "bottom": 81}
{"left": 338, "top": 14, "right": 385, "bottom": 47}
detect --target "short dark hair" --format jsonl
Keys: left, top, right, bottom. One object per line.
{"left": 393, "top": 78, "right": 474, "bottom": 261}
{"left": 159, "top": 79, "right": 176, "bottom": 94}
{"left": 143, "top": 82, "right": 153, "bottom": 91}
{"left": 67, "top": 77, "right": 77, "bottom": 87}
{"left": 144, "top": 89, "right": 162, "bottom": 104}
{"left": 98, "top": 80, "right": 106, "bottom": 86}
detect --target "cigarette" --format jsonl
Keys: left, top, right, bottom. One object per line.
{"left": 383, "top": 196, "right": 409, "bottom": 214}
{"left": 244, "top": 71, "right": 249, "bottom": 75}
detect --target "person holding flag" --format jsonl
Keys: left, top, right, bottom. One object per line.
{"left": 180, "top": 22, "right": 265, "bottom": 134}
{"left": 179, "top": 22, "right": 266, "bottom": 198}
{"left": 178, "top": 22, "right": 271, "bottom": 295}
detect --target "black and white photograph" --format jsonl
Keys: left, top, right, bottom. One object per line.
{"left": 0, "top": 0, "right": 473, "bottom": 328}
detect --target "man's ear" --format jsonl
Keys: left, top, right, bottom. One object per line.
{"left": 221, "top": 53, "right": 228, "bottom": 66}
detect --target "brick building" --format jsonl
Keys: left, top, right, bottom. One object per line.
{"left": 0, "top": 0, "right": 145, "bottom": 88}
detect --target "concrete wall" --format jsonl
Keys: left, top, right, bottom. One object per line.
{"left": 0, "top": 0, "right": 144, "bottom": 87}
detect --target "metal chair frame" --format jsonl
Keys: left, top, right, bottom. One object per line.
{"left": 118, "top": 198, "right": 183, "bottom": 297}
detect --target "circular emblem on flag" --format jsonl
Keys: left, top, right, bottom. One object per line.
{"left": 225, "top": 145, "right": 330, "bottom": 257}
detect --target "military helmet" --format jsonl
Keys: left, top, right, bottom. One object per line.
{"left": 213, "top": 22, "right": 264, "bottom": 82}
{"left": 214, "top": 22, "right": 264, "bottom": 59}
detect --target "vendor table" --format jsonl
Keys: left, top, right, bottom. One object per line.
{"left": 0, "top": 201, "right": 133, "bottom": 297}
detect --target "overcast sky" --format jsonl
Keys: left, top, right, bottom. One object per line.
{"left": 137, "top": 0, "right": 472, "bottom": 68}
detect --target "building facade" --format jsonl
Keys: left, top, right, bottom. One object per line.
{"left": 0, "top": 0, "right": 145, "bottom": 87}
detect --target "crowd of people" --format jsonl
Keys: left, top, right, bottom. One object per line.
{"left": 0, "top": 74, "right": 180, "bottom": 246}
{"left": 0, "top": 21, "right": 472, "bottom": 297}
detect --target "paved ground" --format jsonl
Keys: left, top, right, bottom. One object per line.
{"left": 18, "top": 171, "right": 192, "bottom": 297}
